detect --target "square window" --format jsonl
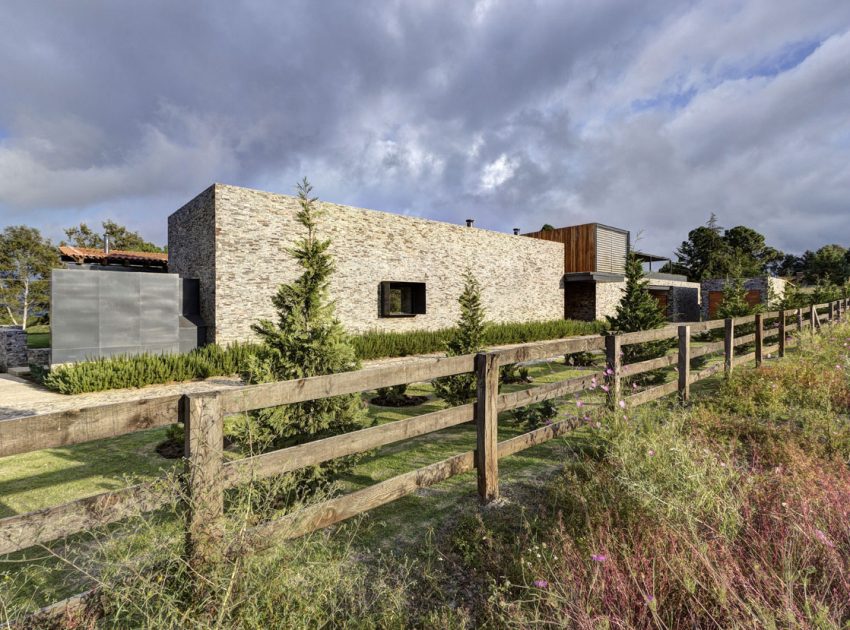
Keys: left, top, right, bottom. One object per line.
{"left": 380, "top": 282, "right": 426, "bottom": 317}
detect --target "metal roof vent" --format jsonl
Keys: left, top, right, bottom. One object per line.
{"left": 513, "top": 228, "right": 520, "bottom": 235}
{"left": 465, "top": 219, "right": 474, "bottom": 228}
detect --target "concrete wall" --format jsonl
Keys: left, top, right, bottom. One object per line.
{"left": 51, "top": 269, "right": 203, "bottom": 364}
{"left": 0, "top": 326, "right": 27, "bottom": 371}
{"left": 169, "top": 184, "right": 566, "bottom": 345}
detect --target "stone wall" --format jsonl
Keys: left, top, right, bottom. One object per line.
{"left": 700, "top": 277, "right": 786, "bottom": 320}
{"left": 0, "top": 326, "right": 27, "bottom": 371}
{"left": 564, "top": 283, "right": 595, "bottom": 320}
{"left": 27, "top": 347, "right": 51, "bottom": 367}
{"left": 167, "top": 186, "right": 217, "bottom": 338}
{"left": 595, "top": 281, "right": 626, "bottom": 320}
{"left": 171, "top": 184, "right": 565, "bottom": 345}
{"left": 646, "top": 278, "right": 701, "bottom": 322}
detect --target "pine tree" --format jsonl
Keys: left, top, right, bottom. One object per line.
{"left": 608, "top": 252, "right": 670, "bottom": 364}
{"left": 229, "top": 179, "right": 366, "bottom": 480}
{"left": 716, "top": 276, "right": 754, "bottom": 318}
{"left": 433, "top": 269, "right": 486, "bottom": 405}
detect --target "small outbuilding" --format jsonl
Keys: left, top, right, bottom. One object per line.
{"left": 700, "top": 276, "right": 788, "bottom": 319}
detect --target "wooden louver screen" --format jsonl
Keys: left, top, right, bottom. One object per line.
{"left": 596, "top": 227, "right": 627, "bottom": 273}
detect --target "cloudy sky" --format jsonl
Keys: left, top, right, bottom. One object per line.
{"left": 1, "top": 0, "right": 848, "bottom": 257}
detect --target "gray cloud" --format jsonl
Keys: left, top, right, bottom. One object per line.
{"left": 0, "top": 0, "right": 848, "bottom": 257}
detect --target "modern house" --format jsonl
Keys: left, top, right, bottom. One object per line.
{"left": 168, "top": 183, "right": 701, "bottom": 345}
{"left": 700, "top": 277, "right": 788, "bottom": 319}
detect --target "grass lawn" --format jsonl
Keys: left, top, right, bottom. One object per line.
{"left": 26, "top": 324, "right": 50, "bottom": 349}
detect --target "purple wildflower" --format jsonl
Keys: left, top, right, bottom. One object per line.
{"left": 618, "top": 399, "right": 626, "bottom": 409}
{"left": 815, "top": 529, "right": 835, "bottom": 548}
{"left": 576, "top": 400, "right": 584, "bottom": 408}
{"left": 533, "top": 579, "right": 549, "bottom": 589}
{"left": 591, "top": 553, "right": 607, "bottom": 563}
{"left": 601, "top": 384, "right": 610, "bottom": 393}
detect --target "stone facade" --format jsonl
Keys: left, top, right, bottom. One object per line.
{"left": 700, "top": 277, "right": 787, "bottom": 320}
{"left": 169, "top": 184, "right": 565, "bottom": 344}
{"left": 0, "top": 326, "right": 27, "bottom": 371}
{"left": 27, "top": 348, "right": 51, "bottom": 367}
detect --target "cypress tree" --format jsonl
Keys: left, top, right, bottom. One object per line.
{"left": 717, "top": 276, "right": 754, "bottom": 319}
{"left": 433, "top": 269, "right": 486, "bottom": 405}
{"left": 230, "top": 179, "right": 366, "bottom": 481}
{"left": 608, "top": 252, "right": 670, "bottom": 364}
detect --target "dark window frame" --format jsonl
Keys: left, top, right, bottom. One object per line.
{"left": 380, "top": 281, "right": 426, "bottom": 317}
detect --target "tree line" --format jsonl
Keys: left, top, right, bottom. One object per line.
{"left": 0, "top": 221, "right": 164, "bottom": 329}
{"left": 662, "top": 213, "right": 850, "bottom": 287}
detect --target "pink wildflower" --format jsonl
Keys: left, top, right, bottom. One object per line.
{"left": 591, "top": 553, "right": 607, "bottom": 563}
{"left": 605, "top": 367, "right": 614, "bottom": 376}
{"left": 618, "top": 399, "right": 626, "bottom": 409}
{"left": 647, "top": 449, "right": 655, "bottom": 457}
{"left": 533, "top": 579, "right": 549, "bottom": 589}
{"left": 576, "top": 400, "right": 584, "bottom": 408}
{"left": 815, "top": 529, "right": 835, "bottom": 548}
{"left": 601, "top": 384, "right": 610, "bottom": 393}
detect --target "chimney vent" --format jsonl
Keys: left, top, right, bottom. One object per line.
{"left": 513, "top": 228, "right": 520, "bottom": 235}
{"left": 465, "top": 219, "right": 474, "bottom": 228}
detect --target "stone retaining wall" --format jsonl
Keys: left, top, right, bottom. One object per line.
{"left": 0, "top": 326, "right": 27, "bottom": 371}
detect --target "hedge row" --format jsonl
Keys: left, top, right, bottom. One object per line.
{"left": 42, "top": 319, "right": 606, "bottom": 394}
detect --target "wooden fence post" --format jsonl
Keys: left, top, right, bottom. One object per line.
{"left": 475, "top": 352, "right": 499, "bottom": 503}
{"left": 605, "top": 334, "right": 622, "bottom": 408}
{"left": 724, "top": 318, "right": 734, "bottom": 377}
{"left": 755, "top": 313, "right": 764, "bottom": 367}
{"left": 829, "top": 301, "right": 835, "bottom": 324}
{"left": 796, "top": 308, "right": 803, "bottom": 334}
{"left": 678, "top": 325, "right": 691, "bottom": 403}
{"left": 184, "top": 392, "right": 225, "bottom": 567}
{"left": 778, "top": 311, "right": 786, "bottom": 358}
{"left": 810, "top": 304, "right": 816, "bottom": 331}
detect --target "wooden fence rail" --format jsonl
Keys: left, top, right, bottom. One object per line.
{"left": 1, "top": 299, "right": 847, "bottom": 562}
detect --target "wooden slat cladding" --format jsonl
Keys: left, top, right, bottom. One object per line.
{"left": 525, "top": 224, "right": 596, "bottom": 272}
{"left": 595, "top": 225, "right": 627, "bottom": 273}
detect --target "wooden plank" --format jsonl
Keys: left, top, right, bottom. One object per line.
{"left": 218, "top": 354, "right": 475, "bottom": 414}
{"left": 724, "top": 318, "right": 734, "bottom": 378}
{"left": 618, "top": 327, "right": 677, "bottom": 344}
{"left": 475, "top": 353, "right": 499, "bottom": 502}
{"left": 734, "top": 333, "right": 756, "bottom": 347}
{"left": 244, "top": 450, "right": 476, "bottom": 544}
{"left": 494, "top": 334, "right": 605, "bottom": 366}
{"left": 184, "top": 392, "right": 224, "bottom": 566}
{"left": 0, "top": 394, "right": 182, "bottom": 458}
{"left": 688, "top": 319, "right": 727, "bottom": 332}
{"left": 623, "top": 353, "right": 677, "bottom": 376}
{"left": 763, "top": 344, "right": 780, "bottom": 357}
{"left": 689, "top": 340, "right": 725, "bottom": 359}
{"left": 498, "top": 417, "right": 578, "bottom": 459}
{"left": 0, "top": 480, "right": 173, "bottom": 555}
{"left": 734, "top": 314, "right": 757, "bottom": 325}
{"left": 732, "top": 351, "right": 756, "bottom": 367}
{"left": 778, "top": 312, "right": 786, "bottom": 358}
{"left": 605, "top": 334, "right": 622, "bottom": 408}
{"left": 222, "top": 404, "right": 474, "bottom": 488}
{"left": 625, "top": 380, "right": 678, "bottom": 406}
{"left": 678, "top": 326, "right": 690, "bottom": 403}
{"left": 497, "top": 371, "right": 606, "bottom": 412}
{"left": 754, "top": 313, "right": 764, "bottom": 367}
{"left": 689, "top": 362, "right": 723, "bottom": 383}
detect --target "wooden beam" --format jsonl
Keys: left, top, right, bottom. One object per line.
{"left": 678, "top": 325, "right": 691, "bottom": 403}
{"left": 475, "top": 352, "right": 499, "bottom": 502}
{"left": 0, "top": 480, "right": 173, "bottom": 555}
{"left": 244, "top": 450, "right": 476, "bottom": 545}
{"left": 689, "top": 340, "right": 725, "bottom": 359}
{"left": 605, "top": 334, "right": 622, "bottom": 408}
{"left": 724, "top": 318, "right": 734, "bottom": 378}
{"left": 184, "top": 392, "right": 224, "bottom": 567}
{"left": 218, "top": 354, "right": 475, "bottom": 414}
{"left": 625, "top": 380, "right": 678, "bottom": 406}
{"left": 493, "top": 334, "right": 605, "bottom": 366}
{"left": 497, "top": 371, "right": 606, "bottom": 412}
{"left": 0, "top": 394, "right": 182, "bottom": 458}
{"left": 221, "top": 404, "right": 474, "bottom": 488}
{"left": 754, "top": 313, "right": 764, "bottom": 367}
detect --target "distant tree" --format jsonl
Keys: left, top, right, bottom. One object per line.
{"left": 770, "top": 253, "right": 804, "bottom": 277}
{"left": 228, "top": 179, "right": 366, "bottom": 481}
{"left": 803, "top": 244, "right": 848, "bottom": 285}
{"left": 433, "top": 269, "right": 486, "bottom": 406}
{"left": 0, "top": 226, "right": 60, "bottom": 329}
{"left": 608, "top": 252, "right": 670, "bottom": 365}
{"left": 673, "top": 217, "right": 783, "bottom": 281}
{"left": 540, "top": 224, "right": 555, "bottom": 231}
{"left": 62, "top": 220, "right": 165, "bottom": 253}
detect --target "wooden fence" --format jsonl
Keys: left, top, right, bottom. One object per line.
{"left": 1, "top": 299, "right": 847, "bottom": 567}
